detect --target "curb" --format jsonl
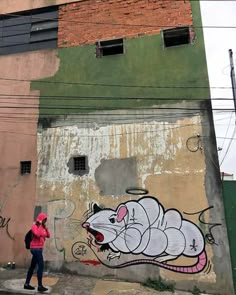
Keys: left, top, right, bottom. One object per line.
{"left": 0, "top": 290, "right": 33, "bottom": 295}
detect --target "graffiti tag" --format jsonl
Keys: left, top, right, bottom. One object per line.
{"left": 72, "top": 242, "right": 88, "bottom": 259}
{"left": 0, "top": 215, "right": 14, "bottom": 240}
{"left": 183, "top": 206, "right": 221, "bottom": 245}
{"left": 74, "top": 245, "right": 87, "bottom": 256}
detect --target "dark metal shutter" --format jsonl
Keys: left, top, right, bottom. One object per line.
{"left": 0, "top": 7, "right": 58, "bottom": 55}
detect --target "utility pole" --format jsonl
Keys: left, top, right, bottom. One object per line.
{"left": 229, "top": 49, "right": 236, "bottom": 123}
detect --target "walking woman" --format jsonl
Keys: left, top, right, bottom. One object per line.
{"left": 24, "top": 212, "right": 50, "bottom": 292}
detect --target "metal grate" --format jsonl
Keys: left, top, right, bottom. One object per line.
{"left": 74, "top": 157, "right": 86, "bottom": 171}
{"left": 20, "top": 161, "right": 31, "bottom": 175}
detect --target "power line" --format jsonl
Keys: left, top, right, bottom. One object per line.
{"left": 0, "top": 122, "right": 235, "bottom": 139}
{"left": 0, "top": 112, "right": 232, "bottom": 122}
{"left": 216, "top": 136, "right": 236, "bottom": 140}
{"left": 0, "top": 77, "right": 231, "bottom": 90}
{"left": 0, "top": 101, "right": 38, "bottom": 106}
{"left": 0, "top": 113, "right": 223, "bottom": 122}
{"left": 0, "top": 119, "right": 232, "bottom": 126}
{"left": 0, "top": 122, "right": 214, "bottom": 137}
{"left": 0, "top": 110, "right": 233, "bottom": 136}
{"left": 218, "top": 111, "right": 234, "bottom": 155}
{"left": 0, "top": 111, "right": 201, "bottom": 116}
{"left": 0, "top": 110, "right": 233, "bottom": 118}
{"left": 0, "top": 110, "right": 200, "bottom": 117}
{"left": 0, "top": 94, "right": 234, "bottom": 101}
{"left": 0, "top": 110, "right": 208, "bottom": 121}
{"left": 0, "top": 111, "right": 234, "bottom": 118}
{"left": 220, "top": 127, "right": 236, "bottom": 166}
{"left": 0, "top": 110, "right": 231, "bottom": 122}
{"left": 1, "top": 11, "right": 236, "bottom": 30}
{"left": 0, "top": 112, "right": 210, "bottom": 123}
{"left": 0, "top": 105, "right": 233, "bottom": 111}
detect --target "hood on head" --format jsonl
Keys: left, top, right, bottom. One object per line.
{"left": 36, "top": 213, "right": 47, "bottom": 222}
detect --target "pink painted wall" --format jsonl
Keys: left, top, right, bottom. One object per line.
{"left": 0, "top": 0, "right": 81, "bottom": 14}
{"left": 0, "top": 49, "right": 59, "bottom": 266}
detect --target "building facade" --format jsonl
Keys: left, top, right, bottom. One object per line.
{"left": 0, "top": 0, "right": 234, "bottom": 293}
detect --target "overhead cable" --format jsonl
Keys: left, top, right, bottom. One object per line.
{"left": 0, "top": 77, "right": 230, "bottom": 90}
{"left": 0, "top": 11, "right": 236, "bottom": 30}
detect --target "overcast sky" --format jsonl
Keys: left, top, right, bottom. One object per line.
{"left": 200, "top": 1, "right": 236, "bottom": 177}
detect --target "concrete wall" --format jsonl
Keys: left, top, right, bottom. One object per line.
{"left": 35, "top": 103, "right": 233, "bottom": 294}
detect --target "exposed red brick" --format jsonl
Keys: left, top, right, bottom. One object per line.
{"left": 58, "top": 0, "right": 193, "bottom": 48}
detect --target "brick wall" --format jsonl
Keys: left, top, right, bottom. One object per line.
{"left": 58, "top": 0, "right": 193, "bottom": 47}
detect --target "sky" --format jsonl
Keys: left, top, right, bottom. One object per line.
{"left": 200, "top": 1, "right": 236, "bottom": 177}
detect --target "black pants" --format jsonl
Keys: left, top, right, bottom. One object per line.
{"left": 25, "top": 248, "right": 44, "bottom": 287}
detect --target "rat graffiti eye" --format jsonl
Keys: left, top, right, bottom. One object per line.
{"left": 109, "top": 217, "right": 115, "bottom": 224}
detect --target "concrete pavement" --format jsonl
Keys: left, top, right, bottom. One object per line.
{"left": 0, "top": 267, "right": 209, "bottom": 295}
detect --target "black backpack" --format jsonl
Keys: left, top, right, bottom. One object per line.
{"left": 24, "top": 230, "right": 32, "bottom": 249}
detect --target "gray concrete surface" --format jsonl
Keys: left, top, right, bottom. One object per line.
{"left": 0, "top": 267, "right": 211, "bottom": 295}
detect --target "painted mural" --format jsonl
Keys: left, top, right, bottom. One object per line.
{"left": 34, "top": 118, "right": 234, "bottom": 292}
{"left": 71, "top": 191, "right": 220, "bottom": 274}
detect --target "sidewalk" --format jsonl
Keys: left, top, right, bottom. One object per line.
{"left": 0, "top": 267, "right": 207, "bottom": 295}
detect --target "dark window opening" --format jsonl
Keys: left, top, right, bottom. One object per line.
{"left": 163, "top": 27, "right": 190, "bottom": 48}
{"left": 96, "top": 38, "right": 124, "bottom": 57}
{"left": 21, "top": 161, "right": 31, "bottom": 175}
{"left": 0, "top": 6, "right": 58, "bottom": 55}
{"left": 74, "top": 156, "right": 86, "bottom": 172}
{"left": 67, "top": 155, "right": 89, "bottom": 176}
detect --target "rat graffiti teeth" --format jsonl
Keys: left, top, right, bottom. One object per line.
{"left": 85, "top": 225, "right": 104, "bottom": 242}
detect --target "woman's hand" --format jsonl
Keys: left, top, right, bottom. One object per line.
{"left": 42, "top": 219, "right": 47, "bottom": 228}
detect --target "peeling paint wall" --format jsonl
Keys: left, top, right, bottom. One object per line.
{"left": 36, "top": 106, "right": 234, "bottom": 293}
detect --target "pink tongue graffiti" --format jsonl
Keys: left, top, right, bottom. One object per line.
{"left": 96, "top": 232, "right": 104, "bottom": 242}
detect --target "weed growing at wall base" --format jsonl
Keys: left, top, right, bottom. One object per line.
{"left": 190, "top": 285, "right": 205, "bottom": 295}
{"left": 142, "top": 277, "right": 175, "bottom": 292}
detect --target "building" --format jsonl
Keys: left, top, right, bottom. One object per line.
{"left": 0, "top": 0, "right": 234, "bottom": 293}
{"left": 221, "top": 172, "right": 234, "bottom": 181}
{"left": 222, "top": 177, "right": 236, "bottom": 293}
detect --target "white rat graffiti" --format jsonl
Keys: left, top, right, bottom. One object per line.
{"left": 82, "top": 197, "right": 207, "bottom": 273}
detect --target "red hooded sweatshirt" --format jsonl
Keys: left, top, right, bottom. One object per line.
{"left": 30, "top": 213, "right": 50, "bottom": 249}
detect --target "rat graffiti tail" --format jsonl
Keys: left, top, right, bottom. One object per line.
{"left": 111, "top": 251, "right": 207, "bottom": 274}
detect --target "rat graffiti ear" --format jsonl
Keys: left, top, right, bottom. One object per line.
{"left": 116, "top": 205, "right": 127, "bottom": 222}
{"left": 93, "top": 203, "right": 102, "bottom": 214}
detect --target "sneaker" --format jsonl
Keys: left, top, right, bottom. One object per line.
{"left": 24, "top": 284, "right": 35, "bottom": 290}
{"left": 38, "top": 286, "right": 48, "bottom": 292}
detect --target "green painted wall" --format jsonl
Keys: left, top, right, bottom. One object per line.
{"left": 32, "top": 0, "right": 210, "bottom": 117}
{"left": 223, "top": 181, "right": 236, "bottom": 294}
